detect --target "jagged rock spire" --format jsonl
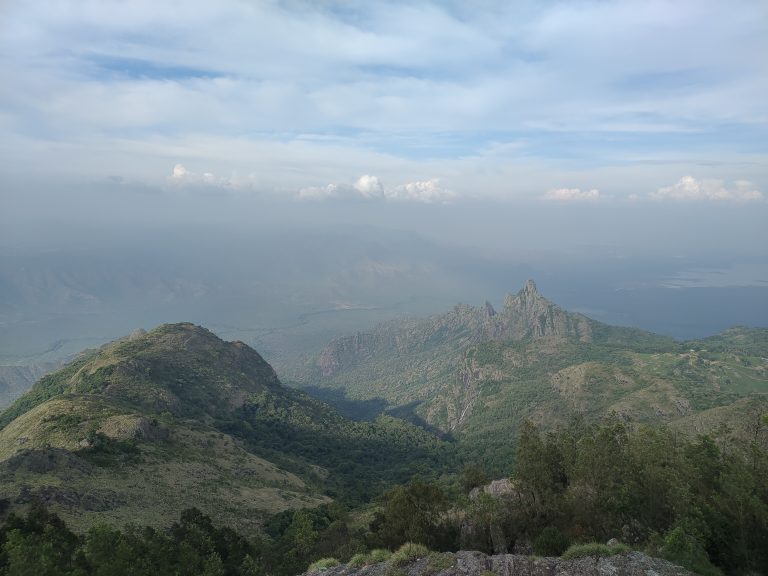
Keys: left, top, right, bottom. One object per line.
{"left": 523, "top": 279, "right": 538, "bottom": 294}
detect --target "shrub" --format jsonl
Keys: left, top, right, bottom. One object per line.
{"left": 534, "top": 526, "right": 570, "bottom": 556}
{"left": 369, "top": 549, "right": 393, "bottom": 562}
{"left": 389, "top": 542, "right": 431, "bottom": 566}
{"left": 561, "top": 542, "right": 629, "bottom": 560}
{"left": 661, "top": 527, "right": 721, "bottom": 576}
{"left": 307, "top": 557, "right": 341, "bottom": 572}
{"left": 348, "top": 553, "right": 369, "bottom": 567}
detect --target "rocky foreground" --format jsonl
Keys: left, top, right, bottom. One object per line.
{"left": 304, "top": 551, "right": 694, "bottom": 576}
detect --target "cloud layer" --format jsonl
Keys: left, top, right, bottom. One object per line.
{"left": 299, "top": 175, "right": 453, "bottom": 203}
{"left": 652, "top": 176, "right": 764, "bottom": 202}
{"left": 0, "top": 1, "right": 766, "bottom": 200}
{"left": 545, "top": 188, "right": 601, "bottom": 202}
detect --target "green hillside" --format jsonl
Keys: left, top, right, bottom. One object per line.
{"left": 0, "top": 323, "right": 453, "bottom": 532}
{"left": 286, "top": 281, "right": 768, "bottom": 473}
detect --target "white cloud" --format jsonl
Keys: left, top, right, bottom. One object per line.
{"left": 168, "top": 163, "right": 244, "bottom": 190}
{"left": 387, "top": 179, "right": 454, "bottom": 203}
{"left": 651, "top": 176, "right": 764, "bottom": 201}
{"left": 298, "top": 175, "right": 453, "bottom": 203}
{"left": 544, "top": 188, "right": 600, "bottom": 201}
{"left": 353, "top": 175, "right": 385, "bottom": 198}
{"left": 172, "top": 164, "right": 189, "bottom": 179}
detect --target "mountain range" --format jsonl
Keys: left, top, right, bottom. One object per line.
{"left": 284, "top": 280, "right": 768, "bottom": 471}
{"left": 0, "top": 281, "right": 765, "bottom": 529}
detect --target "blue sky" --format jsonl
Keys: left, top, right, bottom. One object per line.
{"left": 1, "top": 0, "right": 766, "bottom": 203}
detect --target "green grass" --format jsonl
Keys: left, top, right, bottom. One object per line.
{"left": 368, "top": 549, "right": 393, "bottom": 563}
{"left": 307, "top": 558, "right": 341, "bottom": 571}
{"left": 424, "top": 552, "right": 455, "bottom": 574}
{"left": 389, "top": 542, "right": 431, "bottom": 566}
{"left": 347, "top": 553, "right": 369, "bottom": 567}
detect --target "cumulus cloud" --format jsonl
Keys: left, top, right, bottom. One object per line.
{"left": 544, "top": 188, "right": 601, "bottom": 202}
{"left": 168, "top": 163, "right": 241, "bottom": 189}
{"left": 298, "top": 175, "right": 453, "bottom": 203}
{"left": 651, "top": 176, "right": 764, "bottom": 202}
{"left": 388, "top": 179, "right": 454, "bottom": 203}
{"left": 353, "top": 175, "right": 385, "bottom": 198}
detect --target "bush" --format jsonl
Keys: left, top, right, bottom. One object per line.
{"left": 534, "top": 526, "right": 570, "bottom": 556}
{"left": 369, "top": 549, "right": 393, "bottom": 562}
{"left": 348, "top": 553, "right": 369, "bottom": 567}
{"left": 661, "top": 527, "right": 721, "bottom": 576}
{"left": 389, "top": 542, "right": 431, "bottom": 566}
{"left": 561, "top": 542, "right": 629, "bottom": 559}
{"left": 347, "top": 549, "right": 392, "bottom": 567}
{"left": 307, "top": 557, "right": 341, "bottom": 572}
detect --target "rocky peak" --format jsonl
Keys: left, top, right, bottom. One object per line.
{"left": 484, "top": 301, "right": 497, "bottom": 317}
{"left": 500, "top": 281, "right": 592, "bottom": 342}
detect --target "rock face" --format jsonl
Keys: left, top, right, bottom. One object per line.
{"left": 318, "top": 280, "right": 593, "bottom": 377}
{"left": 498, "top": 280, "right": 592, "bottom": 343}
{"left": 304, "top": 551, "right": 693, "bottom": 576}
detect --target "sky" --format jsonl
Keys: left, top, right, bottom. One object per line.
{"left": 1, "top": 1, "right": 767, "bottom": 360}
{"left": 1, "top": 0, "right": 767, "bottom": 202}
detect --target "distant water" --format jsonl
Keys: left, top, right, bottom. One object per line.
{"left": 558, "top": 285, "right": 768, "bottom": 340}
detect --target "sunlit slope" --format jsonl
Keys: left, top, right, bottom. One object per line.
{"left": 0, "top": 323, "right": 453, "bottom": 531}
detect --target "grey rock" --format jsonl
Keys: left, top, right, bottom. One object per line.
{"left": 302, "top": 551, "right": 694, "bottom": 576}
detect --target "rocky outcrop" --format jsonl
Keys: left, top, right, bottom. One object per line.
{"left": 498, "top": 280, "right": 592, "bottom": 342}
{"left": 304, "top": 551, "right": 693, "bottom": 576}
{"left": 469, "top": 478, "right": 516, "bottom": 500}
{"left": 317, "top": 280, "right": 594, "bottom": 377}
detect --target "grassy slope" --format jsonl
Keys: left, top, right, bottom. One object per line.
{"left": 0, "top": 323, "right": 454, "bottom": 531}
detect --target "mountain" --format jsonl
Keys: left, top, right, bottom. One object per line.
{"left": 0, "top": 359, "right": 68, "bottom": 409}
{"left": 285, "top": 281, "right": 768, "bottom": 472}
{"left": 0, "top": 323, "right": 452, "bottom": 532}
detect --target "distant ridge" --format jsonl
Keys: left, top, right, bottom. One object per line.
{"left": 318, "top": 280, "right": 641, "bottom": 378}
{"left": 286, "top": 281, "right": 768, "bottom": 473}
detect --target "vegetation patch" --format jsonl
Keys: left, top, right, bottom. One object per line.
{"left": 534, "top": 526, "right": 570, "bottom": 556}
{"left": 307, "top": 557, "right": 341, "bottom": 571}
{"left": 425, "top": 551, "right": 456, "bottom": 574}
{"left": 389, "top": 542, "right": 431, "bottom": 566}
{"left": 368, "top": 548, "right": 393, "bottom": 563}
{"left": 347, "top": 552, "right": 369, "bottom": 567}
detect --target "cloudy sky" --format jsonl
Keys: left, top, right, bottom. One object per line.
{"left": 1, "top": 0, "right": 767, "bottom": 203}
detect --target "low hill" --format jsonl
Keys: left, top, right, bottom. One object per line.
{"left": 0, "top": 323, "right": 453, "bottom": 532}
{"left": 285, "top": 281, "right": 768, "bottom": 472}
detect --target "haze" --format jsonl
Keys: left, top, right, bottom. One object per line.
{"left": 1, "top": 1, "right": 767, "bottom": 365}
